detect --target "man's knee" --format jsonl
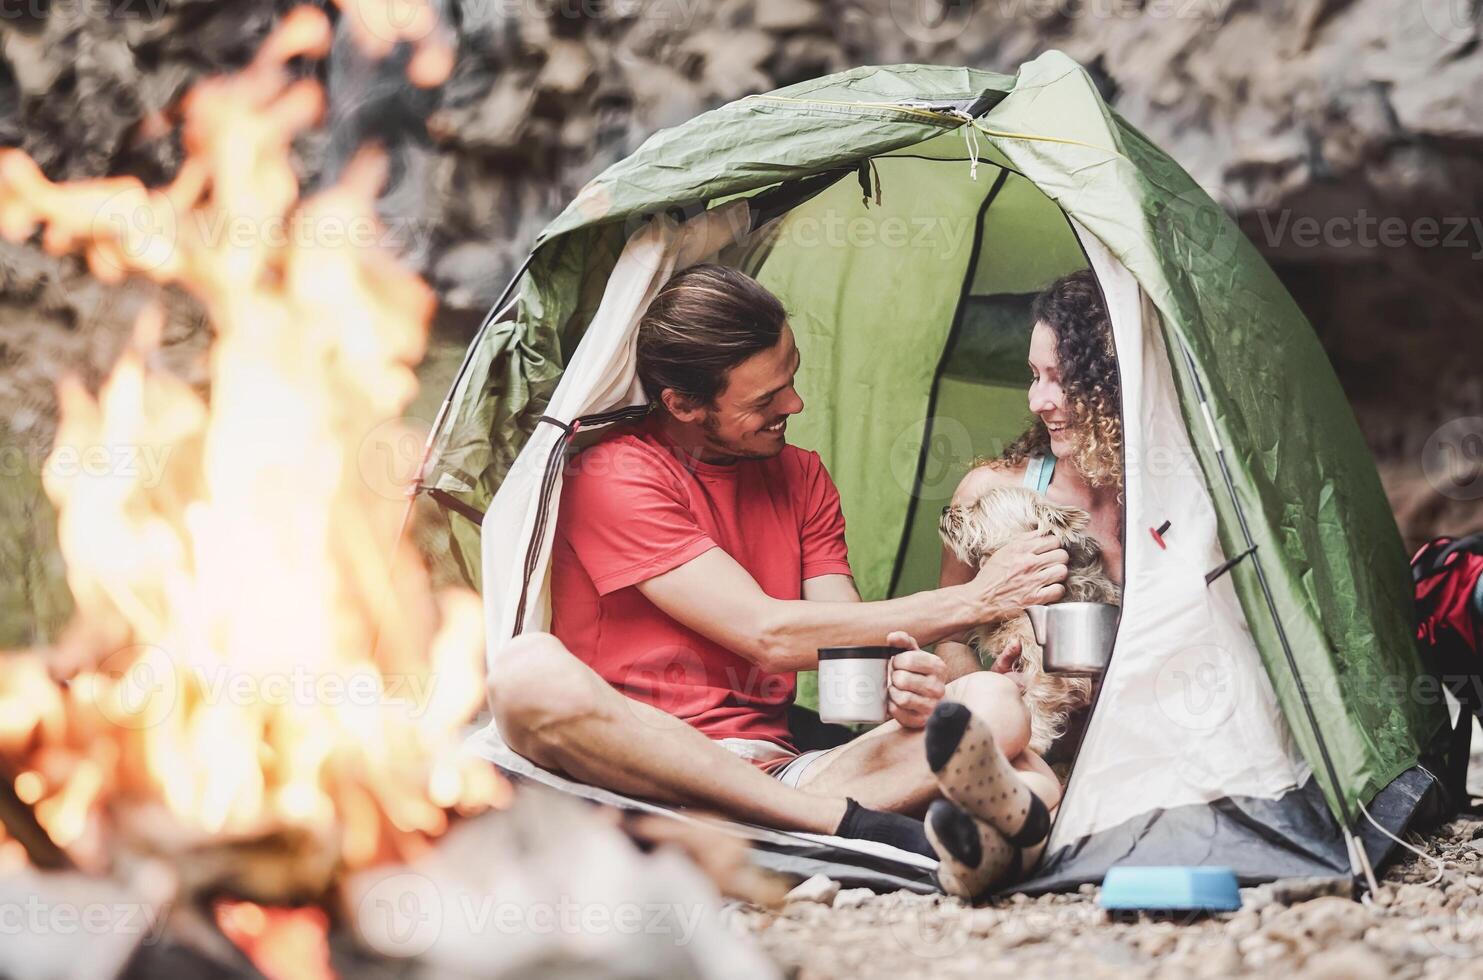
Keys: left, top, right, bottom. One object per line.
{"left": 489, "top": 633, "right": 604, "bottom": 751}
{"left": 943, "top": 671, "right": 1032, "bottom": 760}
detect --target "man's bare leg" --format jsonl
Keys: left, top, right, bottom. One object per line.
{"left": 795, "top": 671, "right": 1059, "bottom": 816}
{"left": 489, "top": 633, "right": 848, "bottom": 833}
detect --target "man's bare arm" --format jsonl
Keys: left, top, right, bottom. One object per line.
{"left": 801, "top": 573, "right": 860, "bottom": 603}
{"left": 635, "top": 537, "right": 1066, "bottom": 674}
{"left": 933, "top": 541, "right": 988, "bottom": 680}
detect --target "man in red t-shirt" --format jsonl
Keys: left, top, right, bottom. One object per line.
{"left": 491, "top": 265, "right": 1068, "bottom": 858}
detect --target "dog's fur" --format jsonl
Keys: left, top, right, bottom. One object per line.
{"left": 939, "top": 486, "right": 1120, "bottom": 755}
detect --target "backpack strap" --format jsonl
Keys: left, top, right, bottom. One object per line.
{"left": 1413, "top": 533, "right": 1483, "bottom": 583}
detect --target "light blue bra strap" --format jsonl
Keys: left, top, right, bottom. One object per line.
{"left": 1023, "top": 453, "right": 1056, "bottom": 495}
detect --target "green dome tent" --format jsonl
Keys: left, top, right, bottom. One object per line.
{"left": 424, "top": 52, "right": 1450, "bottom": 891}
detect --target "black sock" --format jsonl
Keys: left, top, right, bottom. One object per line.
{"left": 834, "top": 798, "right": 934, "bottom": 858}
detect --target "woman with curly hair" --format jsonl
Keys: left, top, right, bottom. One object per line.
{"left": 935, "top": 267, "right": 1125, "bottom": 681}
{"left": 910, "top": 269, "right": 1124, "bottom": 898}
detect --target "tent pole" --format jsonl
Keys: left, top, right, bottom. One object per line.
{"left": 393, "top": 250, "right": 536, "bottom": 550}
{"left": 420, "top": 250, "right": 537, "bottom": 488}
{"left": 1173, "top": 337, "right": 1371, "bottom": 886}
{"left": 376, "top": 252, "right": 536, "bottom": 659}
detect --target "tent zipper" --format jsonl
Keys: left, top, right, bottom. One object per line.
{"left": 511, "top": 405, "right": 652, "bottom": 634}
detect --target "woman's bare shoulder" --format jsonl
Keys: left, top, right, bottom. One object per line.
{"left": 951, "top": 459, "right": 1026, "bottom": 505}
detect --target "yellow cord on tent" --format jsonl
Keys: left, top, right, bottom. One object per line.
{"left": 962, "top": 122, "right": 980, "bottom": 181}
{"left": 738, "top": 93, "right": 1123, "bottom": 158}
{"left": 968, "top": 119, "right": 1117, "bottom": 155}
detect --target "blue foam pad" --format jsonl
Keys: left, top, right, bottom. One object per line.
{"left": 1098, "top": 866, "right": 1242, "bottom": 911}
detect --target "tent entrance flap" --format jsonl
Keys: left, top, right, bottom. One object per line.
{"left": 888, "top": 170, "right": 1095, "bottom": 598}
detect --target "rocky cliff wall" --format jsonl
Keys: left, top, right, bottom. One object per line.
{"left": 2, "top": 0, "right": 1479, "bottom": 548}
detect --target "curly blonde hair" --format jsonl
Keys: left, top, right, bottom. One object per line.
{"left": 996, "top": 270, "right": 1123, "bottom": 490}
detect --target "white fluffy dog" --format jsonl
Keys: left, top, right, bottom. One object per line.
{"left": 939, "top": 486, "right": 1120, "bottom": 755}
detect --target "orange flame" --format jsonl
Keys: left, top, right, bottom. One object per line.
{"left": 0, "top": 4, "right": 504, "bottom": 871}
{"left": 216, "top": 900, "right": 336, "bottom": 980}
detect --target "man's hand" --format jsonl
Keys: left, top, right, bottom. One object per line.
{"left": 969, "top": 532, "right": 1068, "bottom": 620}
{"left": 884, "top": 630, "right": 947, "bottom": 729}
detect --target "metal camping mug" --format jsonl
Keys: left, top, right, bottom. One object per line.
{"left": 815, "top": 646, "right": 894, "bottom": 724}
{"left": 1024, "top": 602, "right": 1120, "bottom": 675}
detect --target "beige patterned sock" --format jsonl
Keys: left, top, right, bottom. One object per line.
{"left": 926, "top": 800, "right": 1022, "bottom": 900}
{"left": 925, "top": 701, "right": 1050, "bottom": 849}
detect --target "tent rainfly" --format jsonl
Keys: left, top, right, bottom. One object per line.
{"left": 419, "top": 52, "right": 1452, "bottom": 892}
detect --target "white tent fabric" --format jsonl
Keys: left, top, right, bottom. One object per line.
{"left": 478, "top": 200, "right": 753, "bottom": 668}
{"left": 1045, "top": 224, "right": 1311, "bottom": 850}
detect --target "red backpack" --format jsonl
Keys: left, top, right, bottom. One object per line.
{"left": 1414, "top": 534, "right": 1483, "bottom": 674}
{"left": 1412, "top": 534, "right": 1483, "bottom": 804}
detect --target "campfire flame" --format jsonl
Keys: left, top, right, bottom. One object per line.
{"left": 216, "top": 899, "right": 336, "bottom": 980}
{"left": 0, "top": 2, "right": 504, "bottom": 876}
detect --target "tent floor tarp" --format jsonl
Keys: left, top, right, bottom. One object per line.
{"left": 465, "top": 722, "right": 1448, "bottom": 899}
{"left": 464, "top": 726, "right": 940, "bottom": 895}
{"left": 1020, "top": 764, "right": 1448, "bottom": 894}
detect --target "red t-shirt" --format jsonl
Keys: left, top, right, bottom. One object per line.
{"left": 549, "top": 415, "right": 852, "bottom": 750}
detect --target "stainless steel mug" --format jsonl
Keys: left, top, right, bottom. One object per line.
{"left": 1024, "top": 602, "right": 1119, "bottom": 675}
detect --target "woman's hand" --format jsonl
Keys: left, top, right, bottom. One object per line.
{"left": 884, "top": 630, "right": 947, "bottom": 729}
{"left": 989, "top": 637, "right": 1029, "bottom": 694}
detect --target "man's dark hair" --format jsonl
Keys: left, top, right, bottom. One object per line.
{"left": 636, "top": 264, "right": 787, "bottom": 407}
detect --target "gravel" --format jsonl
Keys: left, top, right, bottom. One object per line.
{"left": 729, "top": 745, "right": 1483, "bottom": 979}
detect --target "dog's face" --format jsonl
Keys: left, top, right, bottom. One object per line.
{"left": 940, "top": 486, "right": 1091, "bottom": 568}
